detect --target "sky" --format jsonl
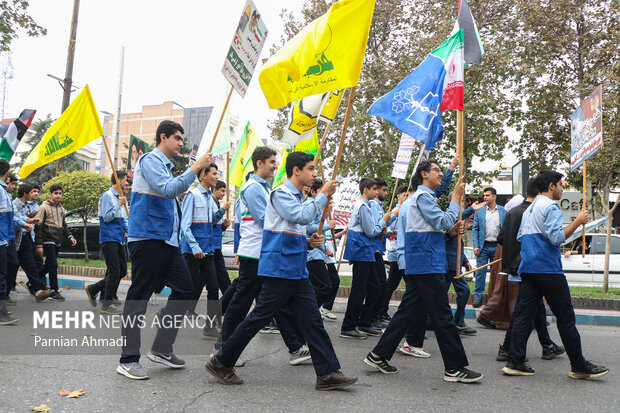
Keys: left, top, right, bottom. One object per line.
{"left": 2, "top": 0, "right": 516, "bottom": 179}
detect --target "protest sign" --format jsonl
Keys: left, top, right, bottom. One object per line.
{"left": 332, "top": 177, "right": 360, "bottom": 228}
{"left": 570, "top": 85, "right": 602, "bottom": 171}
{"left": 391, "top": 133, "right": 416, "bottom": 179}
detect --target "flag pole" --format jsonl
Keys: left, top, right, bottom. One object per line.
{"left": 455, "top": 110, "right": 465, "bottom": 278}
{"left": 226, "top": 151, "right": 230, "bottom": 220}
{"left": 318, "top": 153, "right": 337, "bottom": 255}
{"left": 314, "top": 123, "right": 331, "bottom": 167}
{"left": 102, "top": 136, "right": 129, "bottom": 216}
{"left": 386, "top": 178, "right": 400, "bottom": 214}
{"left": 207, "top": 85, "right": 234, "bottom": 154}
{"left": 336, "top": 230, "right": 348, "bottom": 273}
{"left": 406, "top": 142, "right": 427, "bottom": 193}
{"left": 582, "top": 160, "right": 587, "bottom": 257}
{"left": 316, "top": 86, "right": 356, "bottom": 236}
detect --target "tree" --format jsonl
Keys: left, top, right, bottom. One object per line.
{"left": 43, "top": 171, "right": 109, "bottom": 262}
{"left": 13, "top": 115, "right": 82, "bottom": 187}
{"left": 0, "top": 0, "right": 47, "bottom": 52}
{"left": 169, "top": 138, "right": 192, "bottom": 177}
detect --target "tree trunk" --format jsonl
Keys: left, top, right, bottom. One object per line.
{"left": 83, "top": 217, "right": 89, "bottom": 263}
{"left": 603, "top": 193, "right": 620, "bottom": 293}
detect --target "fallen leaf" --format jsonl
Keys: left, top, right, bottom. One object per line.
{"left": 58, "top": 390, "right": 70, "bottom": 396}
{"left": 65, "top": 286, "right": 70, "bottom": 290}
{"left": 18, "top": 280, "right": 25, "bottom": 286}
{"left": 31, "top": 404, "right": 51, "bottom": 412}
{"left": 67, "top": 390, "right": 86, "bottom": 398}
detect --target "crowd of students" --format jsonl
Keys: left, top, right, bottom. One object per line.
{"left": 0, "top": 119, "right": 608, "bottom": 390}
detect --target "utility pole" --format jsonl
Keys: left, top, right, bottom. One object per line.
{"left": 56, "top": 0, "right": 80, "bottom": 174}
{"left": 111, "top": 46, "right": 125, "bottom": 169}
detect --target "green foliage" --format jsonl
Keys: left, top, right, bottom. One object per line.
{"left": 169, "top": 138, "right": 192, "bottom": 177}
{"left": 0, "top": 0, "right": 47, "bottom": 52}
{"left": 14, "top": 115, "right": 82, "bottom": 187}
{"left": 43, "top": 170, "right": 110, "bottom": 261}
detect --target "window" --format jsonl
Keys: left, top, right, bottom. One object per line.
{"left": 592, "top": 236, "right": 620, "bottom": 255}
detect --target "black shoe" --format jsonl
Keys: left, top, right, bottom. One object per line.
{"left": 373, "top": 319, "right": 388, "bottom": 329}
{"left": 381, "top": 314, "right": 392, "bottom": 322}
{"left": 472, "top": 298, "right": 482, "bottom": 308}
{"left": 357, "top": 326, "right": 383, "bottom": 336}
{"left": 444, "top": 367, "right": 483, "bottom": 383}
{"left": 364, "top": 352, "right": 398, "bottom": 374}
{"left": 100, "top": 304, "right": 122, "bottom": 315}
{"left": 496, "top": 345, "right": 508, "bottom": 362}
{"left": 502, "top": 361, "right": 535, "bottom": 376}
{"left": 569, "top": 361, "right": 609, "bottom": 379}
{"left": 542, "top": 343, "right": 565, "bottom": 360}
{"left": 340, "top": 329, "right": 367, "bottom": 339}
{"left": 112, "top": 298, "right": 122, "bottom": 306}
{"left": 315, "top": 371, "right": 358, "bottom": 391}
{"left": 476, "top": 317, "right": 495, "bottom": 329}
{"left": 205, "top": 356, "right": 243, "bottom": 385}
{"left": 147, "top": 351, "right": 185, "bottom": 368}
{"left": 456, "top": 324, "right": 477, "bottom": 335}
{"left": 51, "top": 292, "right": 65, "bottom": 301}
{"left": 84, "top": 285, "right": 97, "bottom": 307}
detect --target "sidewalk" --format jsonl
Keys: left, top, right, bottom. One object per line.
{"left": 20, "top": 272, "right": 620, "bottom": 328}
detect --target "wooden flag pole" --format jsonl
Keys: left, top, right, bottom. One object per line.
{"left": 226, "top": 151, "right": 230, "bottom": 220}
{"left": 316, "top": 86, "right": 356, "bottom": 236}
{"left": 386, "top": 179, "right": 400, "bottom": 213}
{"left": 455, "top": 258, "right": 502, "bottom": 280}
{"left": 318, "top": 157, "right": 337, "bottom": 255}
{"left": 314, "top": 123, "right": 331, "bottom": 167}
{"left": 455, "top": 110, "right": 465, "bottom": 278}
{"left": 406, "top": 142, "right": 427, "bottom": 193}
{"left": 582, "top": 160, "right": 587, "bottom": 257}
{"left": 336, "top": 230, "right": 348, "bottom": 273}
{"left": 207, "top": 86, "right": 234, "bottom": 154}
{"left": 102, "top": 136, "right": 129, "bottom": 216}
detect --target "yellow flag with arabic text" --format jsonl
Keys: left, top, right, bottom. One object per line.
{"left": 229, "top": 121, "right": 263, "bottom": 188}
{"left": 19, "top": 85, "right": 103, "bottom": 178}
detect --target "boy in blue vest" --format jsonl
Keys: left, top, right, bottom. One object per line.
{"left": 341, "top": 178, "right": 394, "bottom": 339}
{"left": 211, "top": 179, "right": 231, "bottom": 296}
{"left": 365, "top": 160, "right": 482, "bottom": 383}
{"left": 117, "top": 120, "right": 214, "bottom": 380}
{"left": 206, "top": 151, "right": 358, "bottom": 390}
{"left": 503, "top": 170, "right": 607, "bottom": 379}
{"left": 85, "top": 170, "right": 129, "bottom": 315}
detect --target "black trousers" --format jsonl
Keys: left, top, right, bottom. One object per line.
{"left": 221, "top": 277, "right": 238, "bottom": 314}
{"left": 91, "top": 242, "right": 127, "bottom": 304}
{"left": 379, "top": 260, "right": 403, "bottom": 317}
{"left": 38, "top": 244, "right": 59, "bottom": 291}
{"left": 218, "top": 257, "right": 303, "bottom": 353}
{"left": 508, "top": 273, "right": 586, "bottom": 369}
{"left": 341, "top": 260, "right": 379, "bottom": 331}
{"left": 17, "top": 234, "right": 47, "bottom": 293}
{"left": 323, "top": 263, "right": 340, "bottom": 310}
{"left": 213, "top": 248, "right": 231, "bottom": 295}
{"left": 373, "top": 252, "right": 388, "bottom": 318}
{"left": 5, "top": 240, "right": 20, "bottom": 294}
{"left": 217, "top": 277, "right": 341, "bottom": 377}
{"left": 373, "top": 274, "right": 468, "bottom": 370}
{"left": 502, "top": 282, "right": 552, "bottom": 351}
{"left": 307, "top": 259, "right": 331, "bottom": 308}
{"left": 0, "top": 243, "right": 19, "bottom": 314}
{"left": 120, "top": 240, "right": 194, "bottom": 364}
{"left": 184, "top": 253, "right": 219, "bottom": 314}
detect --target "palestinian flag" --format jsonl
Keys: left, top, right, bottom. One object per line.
{"left": 454, "top": 0, "right": 484, "bottom": 65}
{"left": 0, "top": 109, "right": 36, "bottom": 161}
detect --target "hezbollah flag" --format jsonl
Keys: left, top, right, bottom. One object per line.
{"left": 229, "top": 121, "right": 263, "bottom": 188}
{"left": 19, "top": 85, "right": 103, "bottom": 178}
{"left": 273, "top": 130, "right": 320, "bottom": 188}
{"left": 282, "top": 90, "right": 344, "bottom": 146}
{"left": 259, "top": 0, "right": 375, "bottom": 109}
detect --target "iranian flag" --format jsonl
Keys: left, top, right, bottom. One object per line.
{"left": 0, "top": 109, "right": 36, "bottom": 161}
{"left": 438, "top": 29, "right": 465, "bottom": 112}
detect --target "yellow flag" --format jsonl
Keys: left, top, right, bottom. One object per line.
{"left": 228, "top": 121, "right": 263, "bottom": 188}
{"left": 19, "top": 85, "right": 103, "bottom": 178}
{"left": 259, "top": 0, "right": 375, "bottom": 109}
{"left": 273, "top": 130, "right": 320, "bottom": 188}
{"left": 319, "top": 89, "right": 345, "bottom": 123}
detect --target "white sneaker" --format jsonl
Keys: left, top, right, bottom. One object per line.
{"left": 320, "top": 307, "right": 337, "bottom": 320}
{"left": 397, "top": 342, "right": 431, "bottom": 358}
{"left": 289, "top": 344, "right": 312, "bottom": 365}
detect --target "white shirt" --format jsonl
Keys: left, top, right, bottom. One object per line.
{"left": 484, "top": 205, "right": 500, "bottom": 242}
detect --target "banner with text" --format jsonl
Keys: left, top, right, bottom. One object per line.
{"left": 332, "top": 177, "right": 360, "bottom": 228}
{"left": 391, "top": 133, "right": 417, "bottom": 179}
{"left": 570, "top": 85, "right": 602, "bottom": 171}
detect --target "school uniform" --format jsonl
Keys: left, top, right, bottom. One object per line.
{"left": 0, "top": 181, "right": 19, "bottom": 315}
{"left": 216, "top": 180, "right": 341, "bottom": 377}
{"left": 369, "top": 198, "right": 395, "bottom": 321}
{"left": 322, "top": 233, "right": 340, "bottom": 311}
{"left": 306, "top": 216, "right": 332, "bottom": 308}
{"left": 211, "top": 198, "right": 231, "bottom": 295}
{"left": 379, "top": 204, "right": 401, "bottom": 318}
{"left": 12, "top": 197, "right": 46, "bottom": 294}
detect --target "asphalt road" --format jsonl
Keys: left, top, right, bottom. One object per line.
{"left": 1, "top": 287, "right": 619, "bottom": 413}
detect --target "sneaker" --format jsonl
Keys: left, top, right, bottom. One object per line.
{"left": 373, "top": 320, "right": 388, "bottom": 329}
{"left": 364, "top": 352, "right": 398, "bottom": 374}
{"left": 50, "top": 292, "right": 65, "bottom": 301}
{"left": 0, "top": 313, "right": 19, "bottom": 325}
{"left": 340, "top": 329, "right": 367, "bottom": 339}
{"left": 541, "top": 343, "right": 565, "bottom": 360}
{"left": 259, "top": 322, "right": 280, "bottom": 334}
{"left": 205, "top": 356, "right": 243, "bottom": 385}
{"left": 476, "top": 317, "right": 495, "bottom": 329}
{"left": 112, "top": 298, "right": 122, "bottom": 307}
{"left": 569, "top": 361, "right": 609, "bottom": 379}
{"left": 357, "top": 326, "right": 383, "bottom": 336}
{"left": 320, "top": 307, "right": 337, "bottom": 320}
{"left": 290, "top": 344, "right": 312, "bottom": 365}
{"left": 35, "top": 289, "right": 55, "bottom": 302}
{"left": 315, "top": 370, "right": 358, "bottom": 391}
{"left": 472, "top": 298, "right": 482, "bottom": 308}
{"left": 502, "top": 361, "right": 535, "bottom": 376}
{"left": 444, "top": 367, "right": 483, "bottom": 383}
{"left": 100, "top": 305, "right": 122, "bottom": 315}
{"left": 397, "top": 342, "right": 431, "bottom": 358}
{"left": 380, "top": 314, "right": 392, "bottom": 322}
{"left": 116, "top": 362, "right": 149, "bottom": 380}
{"left": 202, "top": 326, "right": 220, "bottom": 341}
{"left": 84, "top": 285, "right": 97, "bottom": 307}
{"left": 496, "top": 345, "right": 508, "bottom": 362}
{"left": 456, "top": 324, "right": 477, "bottom": 335}
{"left": 146, "top": 351, "right": 185, "bottom": 369}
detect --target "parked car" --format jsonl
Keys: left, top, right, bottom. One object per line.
{"left": 59, "top": 220, "right": 102, "bottom": 260}
{"left": 562, "top": 233, "right": 620, "bottom": 287}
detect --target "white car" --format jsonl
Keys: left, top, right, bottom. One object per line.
{"left": 561, "top": 233, "right": 620, "bottom": 287}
